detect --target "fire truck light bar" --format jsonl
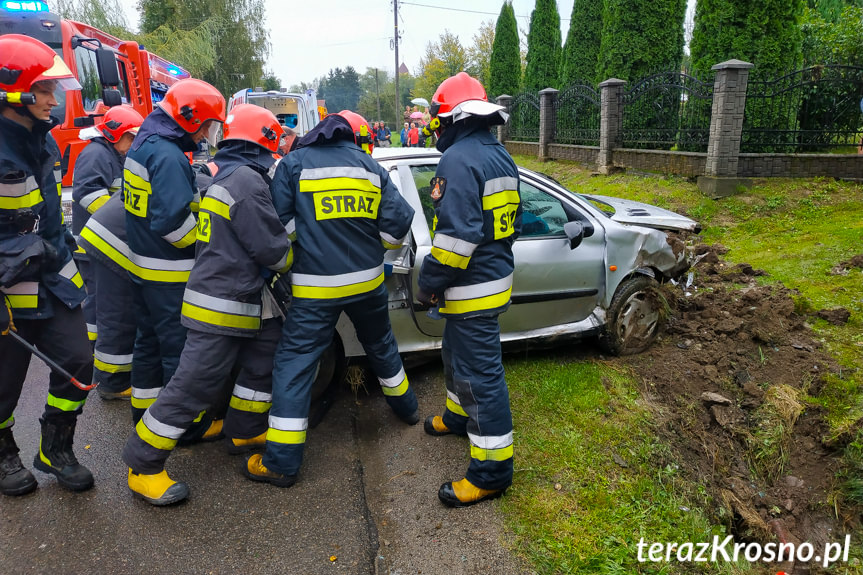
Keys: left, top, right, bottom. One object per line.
{"left": 1, "top": 1, "right": 49, "bottom": 11}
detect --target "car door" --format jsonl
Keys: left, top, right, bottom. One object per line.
{"left": 502, "top": 175, "right": 605, "bottom": 334}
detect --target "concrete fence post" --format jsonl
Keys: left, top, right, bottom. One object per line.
{"left": 538, "top": 88, "right": 559, "bottom": 161}
{"left": 598, "top": 78, "right": 626, "bottom": 174}
{"left": 698, "top": 59, "right": 755, "bottom": 198}
{"left": 496, "top": 94, "right": 512, "bottom": 143}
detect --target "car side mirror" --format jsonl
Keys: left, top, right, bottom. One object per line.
{"left": 102, "top": 89, "right": 122, "bottom": 108}
{"left": 564, "top": 221, "right": 584, "bottom": 250}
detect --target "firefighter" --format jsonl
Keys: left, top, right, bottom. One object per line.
{"left": 121, "top": 104, "right": 292, "bottom": 505}
{"left": 417, "top": 72, "right": 522, "bottom": 507}
{"left": 0, "top": 35, "right": 94, "bottom": 495}
{"left": 248, "top": 110, "right": 418, "bottom": 487}
{"left": 123, "top": 78, "right": 225, "bottom": 429}
{"left": 73, "top": 105, "right": 143, "bottom": 397}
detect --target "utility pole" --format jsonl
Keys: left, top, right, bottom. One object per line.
{"left": 393, "top": 0, "right": 399, "bottom": 128}
{"left": 375, "top": 68, "right": 381, "bottom": 121}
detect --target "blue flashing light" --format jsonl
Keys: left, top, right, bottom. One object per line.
{"left": 167, "top": 66, "right": 180, "bottom": 76}
{"left": 1, "top": 1, "right": 49, "bottom": 12}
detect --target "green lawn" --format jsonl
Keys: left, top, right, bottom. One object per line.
{"left": 500, "top": 155, "right": 863, "bottom": 574}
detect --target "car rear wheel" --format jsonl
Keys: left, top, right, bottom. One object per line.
{"left": 308, "top": 335, "right": 347, "bottom": 428}
{"left": 598, "top": 275, "right": 666, "bottom": 356}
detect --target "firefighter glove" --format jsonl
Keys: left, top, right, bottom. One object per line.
{"left": 416, "top": 288, "right": 437, "bottom": 307}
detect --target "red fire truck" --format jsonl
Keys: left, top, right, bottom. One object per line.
{"left": 0, "top": 0, "right": 191, "bottom": 198}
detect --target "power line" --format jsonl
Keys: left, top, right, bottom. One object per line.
{"left": 399, "top": 1, "right": 570, "bottom": 21}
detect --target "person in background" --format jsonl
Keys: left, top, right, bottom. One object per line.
{"left": 377, "top": 122, "right": 391, "bottom": 148}
{"left": 400, "top": 122, "right": 409, "bottom": 147}
{"left": 403, "top": 105, "right": 412, "bottom": 125}
{"left": 416, "top": 72, "right": 522, "bottom": 508}
{"left": 408, "top": 122, "right": 419, "bottom": 147}
{"left": 73, "top": 105, "right": 144, "bottom": 400}
{"left": 0, "top": 34, "right": 94, "bottom": 496}
{"left": 250, "top": 110, "right": 419, "bottom": 488}
{"left": 371, "top": 122, "right": 380, "bottom": 147}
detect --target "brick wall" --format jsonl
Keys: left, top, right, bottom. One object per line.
{"left": 738, "top": 154, "right": 863, "bottom": 179}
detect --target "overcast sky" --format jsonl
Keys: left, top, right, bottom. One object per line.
{"left": 117, "top": 0, "right": 696, "bottom": 89}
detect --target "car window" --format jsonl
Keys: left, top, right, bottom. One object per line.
{"left": 518, "top": 180, "right": 568, "bottom": 238}
{"left": 409, "top": 164, "right": 437, "bottom": 231}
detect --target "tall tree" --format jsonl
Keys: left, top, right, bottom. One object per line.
{"left": 690, "top": 0, "right": 805, "bottom": 79}
{"left": 808, "top": 0, "right": 863, "bottom": 21}
{"left": 54, "top": 0, "right": 131, "bottom": 38}
{"left": 467, "top": 20, "right": 496, "bottom": 88}
{"left": 561, "top": 0, "right": 603, "bottom": 86}
{"left": 597, "top": 0, "right": 686, "bottom": 82}
{"left": 523, "top": 0, "right": 561, "bottom": 91}
{"left": 413, "top": 30, "right": 469, "bottom": 100}
{"left": 318, "top": 67, "right": 362, "bottom": 112}
{"left": 489, "top": 1, "right": 521, "bottom": 98}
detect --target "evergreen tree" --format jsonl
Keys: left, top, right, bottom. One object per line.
{"left": 690, "top": 0, "right": 805, "bottom": 80}
{"left": 489, "top": 1, "right": 521, "bottom": 98}
{"left": 523, "top": 0, "right": 561, "bottom": 92}
{"left": 318, "top": 67, "right": 362, "bottom": 112}
{"left": 597, "top": 0, "right": 686, "bottom": 82}
{"left": 561, "top": 0, "right": 603, "bottom": 86}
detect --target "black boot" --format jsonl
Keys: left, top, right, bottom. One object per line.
{"left": 0, "top": 428, "right": 37, "bottom": 496}
{"left": 32, "top": 417, "right": 94, "bottom": 492}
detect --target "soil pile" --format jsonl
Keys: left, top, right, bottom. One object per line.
{"left": 619, "top": 244, "right": 855, "bottom": 574}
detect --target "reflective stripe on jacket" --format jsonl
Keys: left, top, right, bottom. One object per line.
{"left": 0, "top": 115, "right": 85, "bottom": 318}
{"left": 78, "top": 193, "right": 132, "bottom": 280}
{"left": 181, "top": 158, "right": 291, "bottom": 336}
{"left": 271, "top": 140, "right": 413, "bottom": 300}
{"left": 418, "top": 124, "right": 522, "bottom": 318}
{"left": 72, "top": 137, "right": 122, "bottom": 236}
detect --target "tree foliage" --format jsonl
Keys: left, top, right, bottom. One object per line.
{"left": 318, "top": 67, "right": 361, "bottom": 113}
{"left": 413, "top": 30, "right": 469, "bottom": 101}
{"left": 802, "top": 5, "right": 863, "bottom": 65}
{"left": 53, "top": 0, "right": 131, "bottom": 38}
{"left": 561, "top": 0, "right": 603, "bottom": 86}
{"left": 523, "top": 0, "right": 561, "bottom": 91}
{"left": 807, "top": 0, "right": 863, "bottom": 21}
{"left": 597, "top": 0, "right": 686, "bottom": 83}
{"left": 489, "top": 1, "right": 521, "bottom": 98}
{"left": 138, "top": 0, "right": 270, "bottom": 96}
{"left": 468, "top": 20, "right": 496, "bottom": 88}
{"left": 690, "top": 0, "right": 805, "bottom": 80}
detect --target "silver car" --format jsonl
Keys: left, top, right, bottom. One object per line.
{"left": 313, "top": 147, "right": 700, "bottom": 393}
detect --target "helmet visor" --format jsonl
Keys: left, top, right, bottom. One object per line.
{"left": 203, "top": 120, "right": 222, "bottom": 147}
{"left": 35, "top": 55, "right": 81, "bottom": 91}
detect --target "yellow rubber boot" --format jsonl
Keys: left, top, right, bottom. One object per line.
{"left": 98, "top": 387, "right": 132, "bottom": 401}
{"left": 200, "top": 419, "right": 224, "bottom": 441}
{"left": 423, "top": 415, "right": 452, "bottom": 436}
{"left": 128, "top": 469, "right": 189, "bottom": 506}
{"left": 227, "top": 431, "right": 267, "bottom": 455}
{"left": 243, "top": 454, "right": 296, "bottom": 488}
{"left": 438, "top": 477, "right": 506, "bottom": 508}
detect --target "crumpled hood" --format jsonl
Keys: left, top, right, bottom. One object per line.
{"left": 581, "top": 194, "right": 700, "bottom": 232}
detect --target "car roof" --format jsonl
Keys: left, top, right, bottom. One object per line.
{"left": 372, "top": 147, "right": 441, "bottom": 162}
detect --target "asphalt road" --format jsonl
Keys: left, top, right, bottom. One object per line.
{"left": 0, "top": 358, "right": 531, "bottom": 575}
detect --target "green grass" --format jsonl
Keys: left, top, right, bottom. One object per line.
{"left": 502, "top": 155, "right": 863, "bottom": 574}
{"left": 501, "top": 354, "right": 747, "bottom": 574}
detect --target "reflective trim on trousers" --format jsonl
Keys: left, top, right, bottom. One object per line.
{"left": 445, "top": 391, "right": 468, "bottom": 417}
{"left": 135, "top": 410, "right": 185, "bottom": 451}
{"left": 468, "top": 431, "right": 514, "bottom": 462}
{"left": 267, "top": 415, "right": 307, "bottom": 445}
{"left": 46, "top": 393, "right": 86, "bottom": 413}
{"left": 131, "top": 386, "right": 162, "bottom": 410}
{"left": 0, "top": 415, "right": 13, "bottom": 429}
{"left": 94, "top": 350, "right": 133, "bottom": 373}
{"left": 378, "top": 366, "right": 409, "bottom": 397}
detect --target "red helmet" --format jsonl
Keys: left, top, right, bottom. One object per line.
{"left": 160, "top": 78, "right": 226, "bottom": 134}
{"left": 0, "top": 34, "right": 80, "bottom": 105}
{"left": 98, "top": 105, "right": 144, "bottom": 143}
{"left": 430, "top": 72, "right": 506, "bottom": 124}
{"left": 222, "top": 103, "right": 283, "bottom": 153}
{"left": 336, "top": 110, "right": 373, "bottom": 154}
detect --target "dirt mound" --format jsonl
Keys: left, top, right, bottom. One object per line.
{"left": 829, "top": 254, "right": 863, "bottom": 275}
{"left": 619, "top": 244, "right": 852, "bottom": 572}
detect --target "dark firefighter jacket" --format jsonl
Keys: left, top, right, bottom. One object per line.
{"left": 0, "top": 114, "right": 85, "bottom": 319}
{"left": 180, "top": 141, "right": 292, "bottom": 337}
{"left": 78, "top": 192, "right": 131, "bottom": 280}
{"left": 270, "top": 116, "right": 414, "bottom": 301}
{"left": 123, "top": 108, "right": 199, "bottom": 285}
{"left": 72, "top": 136, "right": 122, "bottom": 236}
{"left": 417, "top": 119, "right": 522, "bottom": 318}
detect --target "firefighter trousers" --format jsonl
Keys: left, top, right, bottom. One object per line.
{"left": 0, "top": 292, "right": 93, "bottom": 430}
{"left": 74, "top": 253, "right": 98, "bottom": 346}
{"left": 92, "top": 260, "right": 135, "bottom": 394}
{"left": 129, "top": 281, "right": 186, "bottom": 422}
{"left": 122, "top": 319, "right": 281, "bottom": 475}
{"left": 439, "top": 315, "right": 513, "bottom": 491}
{"left": 263, "top": 284, "right": 417, "bottom": 476}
